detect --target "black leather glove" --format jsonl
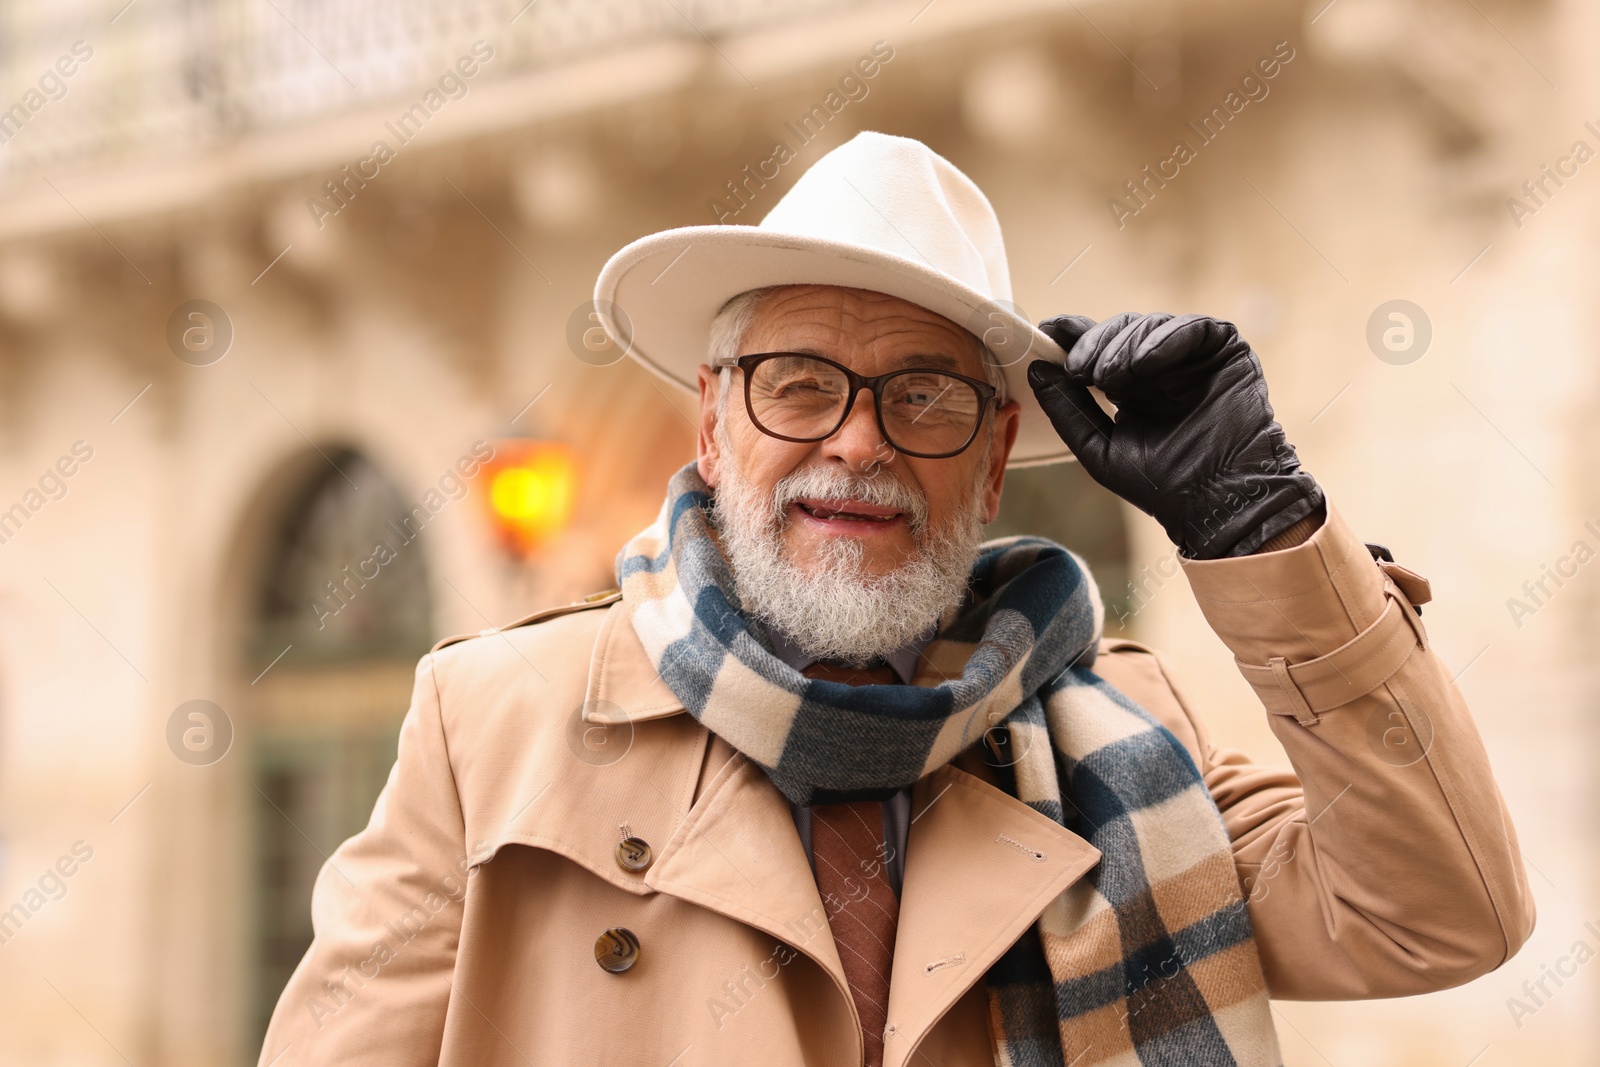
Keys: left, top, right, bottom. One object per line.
{"left": 1028, "top": 312, "right": 1323, "bottom": 559}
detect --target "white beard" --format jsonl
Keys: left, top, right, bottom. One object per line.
{"left": 711, "top": 430, "right": 989, "bottom": 668}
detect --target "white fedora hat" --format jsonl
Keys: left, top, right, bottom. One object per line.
{"left": 593, "top": 130, "right": 1072, "bottom": 467}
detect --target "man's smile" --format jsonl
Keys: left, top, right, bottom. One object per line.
{"left": 790, "top": 497, "right": 908, "bottom": 534}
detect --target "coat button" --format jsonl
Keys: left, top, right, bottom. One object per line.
{"left": 595, "top": 928, "right": 640, "bottom": 973}
{"left": 615, "top": 836, "right": 653, "bottom": 872}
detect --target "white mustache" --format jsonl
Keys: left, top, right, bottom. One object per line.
{"left": 767, "top": 465, "right": 930, "bottom": 531}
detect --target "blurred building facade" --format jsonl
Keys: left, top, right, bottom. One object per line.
{"left": 0, "top": 0, "right": 1594, "bottom": 1064}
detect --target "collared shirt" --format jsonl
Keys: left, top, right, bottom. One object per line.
{"left": 768, "top": 629, "right": 929, "bottom": 899}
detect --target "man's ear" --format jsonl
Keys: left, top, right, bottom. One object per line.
{"left": 980, "top": 399, "right": 1021, "bottom": 523}
{"left": 695, "top": 364, "right": 722, "bottom": 488}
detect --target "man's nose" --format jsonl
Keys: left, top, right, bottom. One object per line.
{"left": 821, "top": 386, "right": 895, "bottom": 472}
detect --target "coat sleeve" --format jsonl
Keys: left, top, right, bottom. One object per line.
{"left": 1171, "top": 502, "right": 1536, "bottom": 1000}
{"left": 257, "top": 652, "right": 467, "bottom": 1065}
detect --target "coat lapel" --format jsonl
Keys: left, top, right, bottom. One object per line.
{"left": 644, "top": 753, "right": 850, "bottom": 992}
{"left": 883, "top": 763, "right": 1102, "bottom": 1067}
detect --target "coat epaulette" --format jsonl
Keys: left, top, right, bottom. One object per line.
{"left": 429, "top": 588, "right": 621, "bottom": 653}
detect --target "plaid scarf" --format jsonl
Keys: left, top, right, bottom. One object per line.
{"left": 617, "top": 464, "right": 1281, "bottom": 1066}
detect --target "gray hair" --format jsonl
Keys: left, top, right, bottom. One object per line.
{"left": 706, "top": 287, "right": 1009, "bottom": 408}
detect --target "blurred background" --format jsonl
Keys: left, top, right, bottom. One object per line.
{"left": 0, "top": 0, "right": 1593, "bottom": 1063}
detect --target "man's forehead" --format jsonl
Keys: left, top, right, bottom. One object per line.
{"left": 744, "top": 285, "right": 981, "bottom": 363}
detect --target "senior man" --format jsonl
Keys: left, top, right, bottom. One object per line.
{"left": 259, "top": 132, "right": 1533, "bottom": 1067}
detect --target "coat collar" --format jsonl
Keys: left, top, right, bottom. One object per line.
{"left": 584, "top": 597, "right": 1103, "bottom": 1066}
{"left": 582, "top": 592, "right": 686, "bottom": 724}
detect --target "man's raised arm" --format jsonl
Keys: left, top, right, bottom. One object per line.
{"left": 1029, "top": 310, "right": 1535, "bottom": 998}
{"left": 1180, "top": 504, "right": 1535, "bottom": 997}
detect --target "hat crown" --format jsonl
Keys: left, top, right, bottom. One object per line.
{"left": 757, "top": 131, "right": 1014, "bottom": 304}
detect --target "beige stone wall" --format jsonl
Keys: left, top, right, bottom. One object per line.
{"left": 0, "top": 0, "right": 1593, "bottom": 1063}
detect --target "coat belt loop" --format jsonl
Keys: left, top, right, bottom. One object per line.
{"left": 1268, "top": 656, "right": 1319, "bottom": 726}
{"left": 1385, "top": 578, "right": 1429, "bottom": 653}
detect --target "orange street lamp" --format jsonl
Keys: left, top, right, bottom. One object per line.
{"left": 480, "top": 440, "right": 577, "bottom": 556}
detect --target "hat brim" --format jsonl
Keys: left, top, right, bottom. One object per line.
{"left": 593, "top": 226, "right": 1074, "bottom": 467}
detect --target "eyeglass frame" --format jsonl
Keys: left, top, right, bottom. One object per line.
{"left": 712, "top": 351, "right": 1000, "bottom": 460}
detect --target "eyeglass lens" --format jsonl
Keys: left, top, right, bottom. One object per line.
{"left": 746, "top": 354, "right": 983, "bottom": 456}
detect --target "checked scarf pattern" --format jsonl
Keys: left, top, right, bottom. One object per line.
{"left": 617, "top": 464, "right": 1281, "bottom": 1066}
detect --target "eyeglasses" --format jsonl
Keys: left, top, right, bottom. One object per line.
{"left": 714, "top": 351, "right": 998, "bottom": 459}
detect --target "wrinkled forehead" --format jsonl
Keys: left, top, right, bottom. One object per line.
{"left": 744, "top": 285, "right": 987, "bottom": 377}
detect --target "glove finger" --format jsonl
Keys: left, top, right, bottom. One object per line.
{"left": 1062, "top": 311, "right": 1144, "bottom": 381}
{"left": 1127, "top": 315, "right": 1242, "bottom": 381}
{"left": 1027, "top": 360, "right": 1114, "bottom": 467}
{"left": 1038, "top": 314, "right": 1097, "bottom": 355}
{"left": 1081, "top": 313, "right": 1174, "bottom": 393}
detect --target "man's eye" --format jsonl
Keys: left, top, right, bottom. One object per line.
{"left": 772, "top": 378, "right": 834, "bottom": 397}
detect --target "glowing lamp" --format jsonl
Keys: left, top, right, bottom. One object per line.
{"left": 481, "top": 440, "right": 577, "bottom": 555}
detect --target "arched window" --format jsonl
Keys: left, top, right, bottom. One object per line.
{"left": 249, "top": 449, "right": 433, "bottom": 663}
{"left": 245, "top": 448, "right": 435, "bottom": 1049}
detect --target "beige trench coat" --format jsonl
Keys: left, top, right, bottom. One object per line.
{"left": 257, "top": 504, "right": 1535, "bottom": 1066}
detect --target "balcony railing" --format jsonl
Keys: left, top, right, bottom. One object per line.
{"left": 0, "top": 0, "right": 875, "bottom": 189}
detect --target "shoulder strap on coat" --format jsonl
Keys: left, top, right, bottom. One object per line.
{"left": 429, "top": 587, "right": 621, "bottom": 653}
